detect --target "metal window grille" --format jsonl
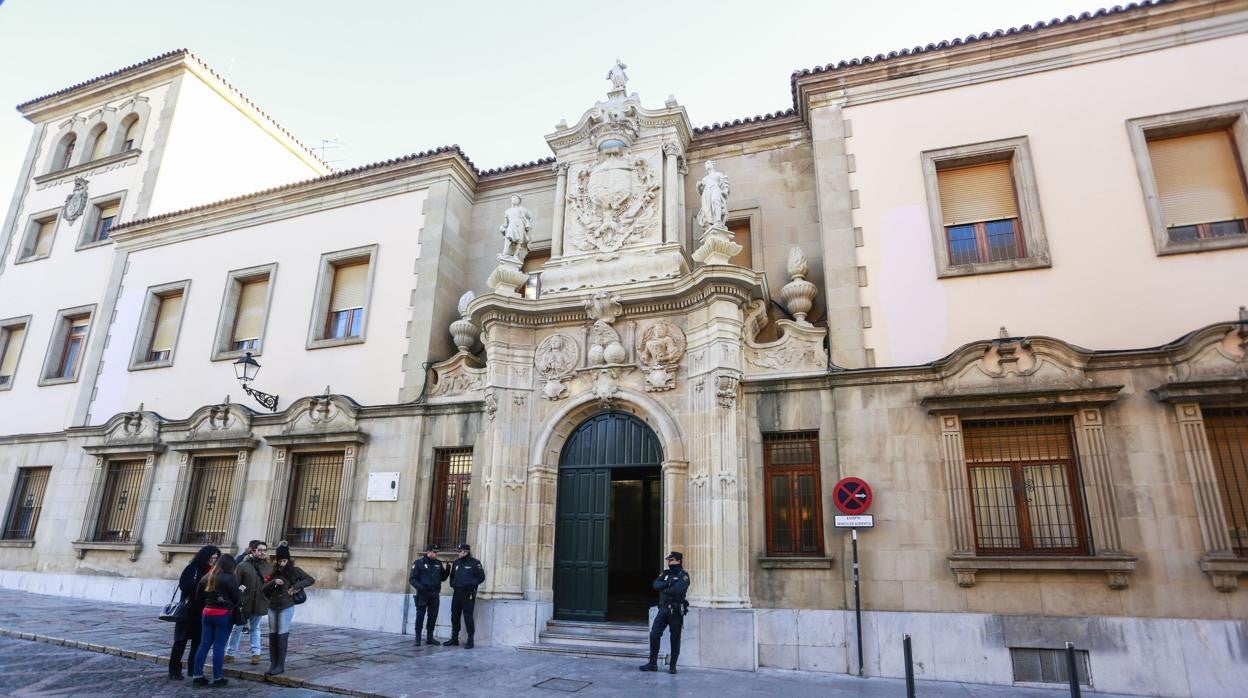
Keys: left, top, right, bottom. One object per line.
{"left": 1203, "top": 407, "right": 1248, "bottom": 556}
{"left": 1010, "top": 647, "right": 1090, "bottom": 686}
{"left": 962, "top": 417, "right": 1088, "bottom": 555}
{"left": 179, "top": 456, "right": 236, "bottom": 545}
{"left": 3, "top": 467, "right": 51, "bottom": 540}
{"left": 285, "top": 451, "right": 343, "bottom": 548}
{"left": 763, "top": 431, "right": 824, "bottom": 556}
{"left": 94, "top": 460, "right": 145, "bottom": 543}
{"left": 430, "top": 448, "right": 472, "bottom": 550}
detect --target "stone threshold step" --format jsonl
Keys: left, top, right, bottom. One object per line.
{"left": 518, "top": 641, "right": 663, "bottom": 661}
{"left": 538, "top": 631, "right": 650, "bottom": 647}
{"left": 545, "top": 620, "right": 649, "bottom": 631}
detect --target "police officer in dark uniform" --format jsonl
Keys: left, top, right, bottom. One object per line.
{"left": 640, "top": 551, "right": 690, "bottom": 675}
{"left": 443, "top": 543, "right": 486, "bottom": 649}
{"left": 408, "top": 544, "right": 449, "bottom": 646}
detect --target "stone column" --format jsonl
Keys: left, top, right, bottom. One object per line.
{"left": 551, "top": 163, "right": 569, "bottom": 259}
{"left": 163, "top": 452, "right": 194, "bottom": 544}
{"left": 661, "top": 460, "right": 688, "bottom": 564}
{"left": 662, "top": 143, "right": 681, "bottom": 245}
{"left": 938, "top": 414, "right": 975, "bottom": 554}
{"left": 1074, "top": 408, "right": 1124, "bottom": 553}
{"left": 1174, "top": 403, "right": 1235, "bottom": 553}
{"left": 523, "top": 462, "right": 558, "bottom": 601}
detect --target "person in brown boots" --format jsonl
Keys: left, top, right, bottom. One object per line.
{"left": 262, "top": 541, "right": 315, "bottom": 676}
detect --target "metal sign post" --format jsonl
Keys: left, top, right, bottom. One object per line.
{"left": 832, "top": 476, "right": 874, "bottom": 678}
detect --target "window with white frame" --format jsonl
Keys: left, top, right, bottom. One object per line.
{"left": 307, "top": 245, "right": 376, "bottom": 349}
{"left": 17, "top": 211, "right": 58, "bottom": 263}
{"left": 212, "top": 265, "right": 276, "bottom": 360}
{"left": 130, "top": 282, "right": 188, "bottom": 369}
{"left": 40, "top": 306, "right": 94, "bottom": 385}
{"left": 1128, "top": 103, "right": 1248, "bottom": 254}
{"left": 0, "top": 317, "right": 31, "bottom": 390}
{"left": 921, "top": 137, "right": 1050, "bottom": 277}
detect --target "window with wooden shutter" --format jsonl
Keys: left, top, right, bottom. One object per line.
{"left": 147, "top": 293, "right": 183, "bottom": 362}
{"left": 1147, "top": 129, "right": 1248, "bottom": 242}
{"left": 1203, "top": 407, "right": 1248, "bottom": 556}
{"left": 0, "top": 324, "right": 26, "bottom": 387}
{"left": 232, "top": 278, "right": 268, "bottom": 350}
{"left": 937, "top": 160, "right": 1025, "bottom": 265}
{"left": 763, "top": 431, "right": 824, "bottom": 556}
{"left": 326, "top": 261, "right": 367, "bottom": 339}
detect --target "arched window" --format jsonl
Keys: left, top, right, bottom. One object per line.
{"left": 57, "top": 133, "right": 77, "bottom": 171}
{"left": 121, "top": 116, "right": 140, "bottom": 151}
{"left": 88, "top": 125, "right": 109, "bottom": 161}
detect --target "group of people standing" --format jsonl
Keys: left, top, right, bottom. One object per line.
{"left": 409, "top": 543, "right": 485, "bottom": 648}
{"left": 167, "top": 540, "right": 314, "bottom": 687}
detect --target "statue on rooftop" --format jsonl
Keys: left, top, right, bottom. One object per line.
{"left": 606, "top": 59, "right": 629, "bottom": 92}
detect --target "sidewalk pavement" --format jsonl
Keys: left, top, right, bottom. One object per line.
{"left": 0, "top": 588, "right": 1141, "bottom": 697}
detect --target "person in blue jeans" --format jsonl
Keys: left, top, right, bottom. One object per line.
{"left": 190, "top": 554, "right": 243, "bottom": 687}
{"left": 262, "top": 541, "right": 315, "bottom": 676}
{"left": 225, "top": 540, "right": 271, "bottom": 664}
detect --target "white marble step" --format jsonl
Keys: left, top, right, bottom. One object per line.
{"left": 543, "top": 619, "right": 650, "bottom": 640}
{"left": 538, "top": 630, "right": 648, "bottom": 648}
{"left": 517, "top": 641, "right": 664, "bottom": 662}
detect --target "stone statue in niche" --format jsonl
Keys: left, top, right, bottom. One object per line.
{"left": 606, "top": 59, "right": 629, "bottom": 92}
{"left": 696, "top": 161, "right": 731, "bottom": 238}
{"left": 535, "top": 333, "right": 579, "bottom": 401}
{"left": 498, "top": 194, "right": 533, "bottom": 262}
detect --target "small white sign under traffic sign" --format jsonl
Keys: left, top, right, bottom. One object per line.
{"left": 834, "top": 514, "right": 874, "bottom": 528}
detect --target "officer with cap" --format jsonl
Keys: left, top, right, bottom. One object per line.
{"left": 409, "top": 544, "right": 449, "bottom": 646}
{"left": 443, "top": 543, "right": 485, "bottom": 649}
{"left": 640, "top": 551, "right": 690, "bottom": 674}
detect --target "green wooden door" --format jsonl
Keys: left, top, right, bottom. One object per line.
{"left": 554, "top": 411, "right": 662, "bottom": 621}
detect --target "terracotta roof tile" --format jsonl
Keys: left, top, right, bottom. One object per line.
{"left": 15, "top": 49, "right": 190, "bottom": 111}
{"left": 478, "top": 156, "right": 555, "bottom": 177}
{"left": 692, "top": 108, "right": 799, "bottom": 136}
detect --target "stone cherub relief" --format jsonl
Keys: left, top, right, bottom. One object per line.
{"left": 536, "top": 333, "right": 579, "bottom": 401}
{"left": 498, "top": 194, "right": 533, "bottom": 262}
{"left": 636, "top": 321, "right": 686, "bottom": 392}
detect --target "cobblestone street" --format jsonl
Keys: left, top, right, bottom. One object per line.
{"left": 0, "top": 588, "right": 1143, "bottom": 697}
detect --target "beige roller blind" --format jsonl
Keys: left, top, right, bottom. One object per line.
{"left": 937, "top": 161, "right": 1019, "bottom": 226}
{"left": 232, "top": 279, "right": 268, "bottom": 342}
{"left": 1, "top": 326, "right": 24, "bottom": 376}
{"left": 33, "top": 220, "right": 55, "bottom": 256}
{"left": 329, "top": 261, "right": 368, "bottom": 311}
{"left": 150, "top": 294, "right": 183, "bottom": 353}
{"left": 99, "top": 203, "right": 120, "bottom": 220}
{"left": 1148, "top": 130, "right": 1248, "bottom": 228}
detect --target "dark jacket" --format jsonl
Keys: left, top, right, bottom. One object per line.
{"left": 196, "top": 571, "right": 242, "bottom": 611}
{"left": 237, "top": 556, "right": 274, "bottom": 617}
{"left": 263, "top": 564, "right": 314, "bottom": 611}
{"left": 654, "top": 565, "right": 690, "bottom": 608}
{"left": 178, "top": 561, "right": 210, "bottom": 616}
{"left": 409, "top": 555, "right": 448, "bottom": 594}
{"left": 448, "top": 555, "right": 486, "bottom": 591}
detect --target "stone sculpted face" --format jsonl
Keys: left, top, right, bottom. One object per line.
{"left": 510, "top": 194, "right": 521, "bottom": 206}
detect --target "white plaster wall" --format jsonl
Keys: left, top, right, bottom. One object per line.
{"left": 146, "top": 74, "right": 324, "bottom": 217}
{"left": 847, "top": 34, "right": 1248, "bottom": 366}
{"left": 0, "top": 85, "right": 173, "bottom": 436}
{"left": 90, "top": 190, "right": 427, "bottom": 423}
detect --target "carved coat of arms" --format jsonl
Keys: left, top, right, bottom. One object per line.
{"left": 567, "top": 153, "right": 660, "bottom": 253}
{"left": 63, "top": 177, "right": 89, "bottom": 223}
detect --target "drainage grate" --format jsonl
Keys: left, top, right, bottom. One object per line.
{"left": 533, "top": 677, "right": 592, "bottom": 693}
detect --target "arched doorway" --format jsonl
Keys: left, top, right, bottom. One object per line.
{"left": 554, "top": 411, "right": 662, "bottom": 622}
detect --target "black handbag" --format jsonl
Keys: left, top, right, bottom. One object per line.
{"left": 292, "top": 588, "right": 307, "bottom": 605}
{"left": 159, "top": 588, "right": 185, "bottom": 622}
{"left": 230, "top": 604, "right": 246, "bottom": 626}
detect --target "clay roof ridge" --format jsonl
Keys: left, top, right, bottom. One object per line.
{"left": 692, "top": 108, "right": 799, "bottom": 136}
{"left": 110, "top": 144, "right": 474, "bottom": 233}
{"left": 788, "top": 0, "right": 1175, "bottom": 104}
{"left": 478, "top": 156, "right": 556, "bottom": 177}
{"left": 15, "top": 48, "right": 190, "bottom": 111}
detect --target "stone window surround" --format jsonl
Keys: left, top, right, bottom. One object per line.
{"left": 0, "top": 465, "right": 51, "bottom": 548}
{"left": 71, "top": 445, "right": 163, "bottom": 562}
{"left": 757, "top": 429, "right": 830, "bottom": 564}
{"left": 923, "top": 386, "right": 1137, "bottom": 590}
{"left": 920, "top": 136, "right": 1051, "bottom": 278}
{"left": 1126, "top": 101, "right": 1248, "bottom": 256}
{"left": 726, "top": 207, "right": 762, "bottom": 271}
{"left": 157, "top": 441, "right": 256, "bottom": 563}
{"left": 14, "top": 208, "right": 61, "bottom": 264}
{"left": 1151, "top": 377, "right": 1248, "bottom": 592}
{"left": 0, "top": 315, "right": 32, "bottom": 393}
{"left": 263, "top": 432, "right": 367, "bottom": 570}
{"left": 210, "top": 263, "right": 278, "bottom": 362}
{"left": 305, "top": 244, "right": 378, "bottom": 351}
{"left": 37, "top": 303, "right": 96, "bottom": 387}
{"left": 76, "top": 189, "right": 127, "bottom": 251}
{"left": 128, "top": 280, "right": 191, "bottom": 371}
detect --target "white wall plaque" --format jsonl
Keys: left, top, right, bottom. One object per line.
{"left": 367, "top": 472, "right": 400, "bottom": 501}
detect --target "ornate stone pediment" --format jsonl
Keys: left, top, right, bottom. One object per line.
{"left": 940, "top": 332, "right": 1086, "bottom": 390}
{"left": 428, "top": 351, "right": 487, "bottom": 401}
{"left": 84, "top": 407, "right": 165, "bottom": 454}
{"left": 266, "top": 394, "right": 365, "bottom": 446}
{"left": 741, "top": 299, "right": 828, "bottom": 379}
{"left": 169, "top": 402, "right": 258, "bottom": 451}
{"left": 1163, "top": 323, "right": 1248, "bottom": 382}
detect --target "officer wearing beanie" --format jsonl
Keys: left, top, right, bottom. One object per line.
{"left": 640, "top": 551, "right": 690, "bottom": 674}
{"left": 443, "top": 543, "right": 485, "bottom": 649}
{"left": 409, "top": 544, "right": 449, "bottom": 646}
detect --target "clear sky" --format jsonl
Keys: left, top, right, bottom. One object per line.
{"left": 0, "top": 0, "right": 1103, "bottom": 226}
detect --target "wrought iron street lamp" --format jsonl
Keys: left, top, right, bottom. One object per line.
{"left": 233, "top": 352, "right": 279, "bottom": 412}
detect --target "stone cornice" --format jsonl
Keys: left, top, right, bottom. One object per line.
{"left": 793, "top": 0, "right": 1246, "bottom": 119}
{"left": 32, "top": 149, "right": 141, "bottom": 186}
{"left": 1150, "top": 377, "right": 1248, "bottom": 405}
{"left": 920, "top": 386, "right": 1123, "bottom": 415}
{"left": 689, "top": 113, "right": 808, "bottom": 158}
{"left": 0, "top": 431, "right": 67, "bottom": 446}
{"left": 17, "top": 51, "right": 190, "bottom": 121}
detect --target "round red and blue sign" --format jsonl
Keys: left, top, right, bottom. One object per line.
{"left": 833, "top": 477, "right": 873, "bottom": 515}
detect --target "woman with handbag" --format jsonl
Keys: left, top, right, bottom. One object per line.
{"left": 190, "top": 554, "right": 244, "bottom": 687}
{"left": 262, "top": 541, "right": 314, "bottom": 676}
{"left": 167, "top": 545, "right": 219, "bottom": 680}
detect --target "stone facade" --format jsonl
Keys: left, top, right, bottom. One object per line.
{"left": 1, "top": 4, "right": 1248, "bottom": 696}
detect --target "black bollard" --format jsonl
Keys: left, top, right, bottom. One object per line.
{"left": 903, "top": 634, "right": 916, "bottom": 698}
{"left": 1065, "top": 642, "right": 1082, "bottom": 698}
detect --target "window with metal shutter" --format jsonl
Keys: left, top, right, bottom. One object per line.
{"left": 329, "top": 262, "right": 368, "bottom": 312}
{"left": 937, "top": 160, "right": 1019, "bottom": 226}
{"left": 0, "top": 326, "right": 24, "bottom": 379}
{"left": 150, "top": 294, "right": 183, "bottom": 353}
{"left": 1148, "top": 130, "right": 1248, "bottom": 228}
{"left": 232, "top": 279, "right": 268, "bottom": 342}
{"left": 33, "top": 220, "right": 55, "bottom": 256}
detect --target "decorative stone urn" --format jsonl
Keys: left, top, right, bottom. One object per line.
{"left": 780, "top": 246, "right": 817, "bottom": 324}
{"left": 449, "top": 291, "right": 480, "bottom": 351}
